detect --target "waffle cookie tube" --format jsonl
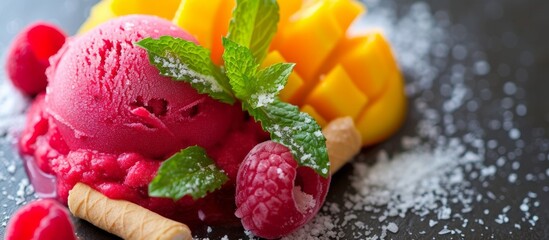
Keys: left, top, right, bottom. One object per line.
{"left": 68, "top": 183, "right": 192, "bottom": 240}
{"left": 323, "top": 117, "right": 362, "bottom": 173}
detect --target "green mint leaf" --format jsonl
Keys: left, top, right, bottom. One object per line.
{"left": 148, "top": 146, "right": 228, "bottom": 200}
{"left": 223, "top": 38, "right": 329, "bottom": 178}
{"left": 227, "top": 0, "right": 279, "bottom": 62}
{"left": 246, "top": 100, "right": 330, "bottom": 177}
{"left": 223, "top": 38, "right": 294, "bottom": 108}
{"left": 222, "top": 38, "right": 259, "bottom": 101}
{"left": 253, "top": 62, "right": 295, "bottom": 107}
{"left": 136, "top": 36, "right": 235, "bottom": 104}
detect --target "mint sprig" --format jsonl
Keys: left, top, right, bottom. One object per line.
{"left": 136, "top": 36, "right": 235, "bottom": 104}
{"left": 227, "top": 0, "right": 279, "bottom": 62}
{"left": 148, "top": 146, "right": 228, "bottom": 200}
{"left": 223, "top": 38, "right": 329, "bottom": 177}
{"left": 223, "top": 38, "right": 294, "bottom": 108}
{"left": 141, "top": 0, "right": 330, "bottom": 201}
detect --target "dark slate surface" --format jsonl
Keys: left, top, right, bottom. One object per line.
{"left": 1, "top": 0, "right": 548, "bottom": 239}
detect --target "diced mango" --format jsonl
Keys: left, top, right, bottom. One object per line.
{"left": 210, "top": 0, "right": 235, "bottom": 64}
{"left": 173, "top": 0, "right": 235, "bottom": 64}
{"left": 324, "top": 0, "right": 365, "bottom": 30}
{"left": 301, "top": 105, "right": 328, "bottom": 128}
{"left": 261, "top": 51, "right": 305, "bottom": 104}
{"left": 355, "top": 70, "right": 407, "bottom": 146}
{"left": 322, "top": 31, "right": 397, "bottom": 100}
{"left": 270, "top": 0, "right": 304, "bottom": 50}
{"left": 276, "top": 1, "right": 344, "bottom": 82}
{"left": 111, "top": 0, "right": 180, "bottom": 19}
{"left": 277, "top": 0, "right": 304, "bottom": 28}
{"left": 78, "top": 0, "right": 116, "bottom": 33}
{"left": 305, "top": 65, "right": 368, "bottom": 121}
{"left": 275, "top": 0, "right": 364, "bottom": 105}
{"left": 79, "top": 0, "right": 180, "bottom": 34}
{"left": 173, "top": 0, "right": 225, "bottom": 50}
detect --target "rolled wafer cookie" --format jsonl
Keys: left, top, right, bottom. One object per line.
{"left": 68, "top": 183, "right": 191, "bottom": 240}
{"left": 322, "top": 117, "right": 362, "bottom": 173}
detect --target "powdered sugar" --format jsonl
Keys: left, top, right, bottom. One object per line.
{"left": 0, "top": 80, "right": 27, "bottom": 135}
{"left": 293, "top": 186, "right": 316, "bottom": 213}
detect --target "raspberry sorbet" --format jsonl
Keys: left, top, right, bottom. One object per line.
{"left": 20, "top": 15, "right": 266, "bottom": 225}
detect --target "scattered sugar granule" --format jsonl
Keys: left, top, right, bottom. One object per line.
{"left": 386, "top": 222, "right": 398, "bottom": 233}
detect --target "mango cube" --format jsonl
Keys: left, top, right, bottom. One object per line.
{"left": 111, "top": 0, "right": 180, "bottom": 19}
{"left": 173, "top": 0, "right": 225, "bottom": 49}
{"left": 355, "top": 70, "right": 407, "bottom": 146}
{"left": 78, "top": 0, "right": 116, "bottom": 33}
{"left": 173, "top": 0, "right": 235, "bottom": 64}
{"left": 79, "top": 0, "right": 180, "bottom": 34}
{"left": 270, "top": 0, "right": 304, "bottom": 50}
{"left": 277, "top": 0, "right": 304, "bottom": 28}
{"left": 261, "top": 51, "right": 304, "bottom": 104}
{"left": 324, "top": 0, "right": 365, "bottom": 30}
{"left": 209, "top": 0, "right": 235, "bottom": 64}
{"left": 323, "top": 31, "right": 398, "bottom": 100}
{"left": 305, "top": 65, "right": 368, "bottom": 121}
{"left": 276, "top": 1, "right": 344, "bottom": 81}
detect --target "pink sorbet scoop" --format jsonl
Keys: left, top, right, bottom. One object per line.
{"left": 45, "top": 15, "right": 239, "bottom": 159}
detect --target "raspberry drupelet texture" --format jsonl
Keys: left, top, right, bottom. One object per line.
{"left": 235, "top": 141, "right": 331, "bottom": 239}
{"left": 5, "top": 22, "right": 66, "bottom": 95}
{"left": 5, "top": 199, "right": 77, "bottom": 240}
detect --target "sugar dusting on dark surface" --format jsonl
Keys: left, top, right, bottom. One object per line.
{"left": 1, "top": 0, "right": 548, "bottom": 239}
{"left": 284, "top": 0, "right": 549, "bottom": 239}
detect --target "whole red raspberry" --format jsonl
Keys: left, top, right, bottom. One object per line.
{"left": 5, "top": 22, "right": 66, "bottom": 95}
{"left": 5, "top": 199, "right": 77, "bottom": 240}
{"left": 235, "top": 141, "right": 330, "bottom": 239}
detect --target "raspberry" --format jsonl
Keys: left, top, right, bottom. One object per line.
{"left": 5, "top": 22, "right": 66, "bottom": 95}
{"left": 5, "top": 199, "right": 76, "bottom": 240}
{"left": 235, "top": 141, "right": 330, "bottom": 239}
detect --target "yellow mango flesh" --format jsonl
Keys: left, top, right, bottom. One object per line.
{"left": 209, "top": 0, "right": 235, "bottom": 64}
{"left": 79, "top": 0, "right": 179, "bottom": 33}
{"left": 277, "top": 0, "right": 304, "bottom": 29}
{"left": 172, "top": 0, "right": 224, "bottom": 50}
{"left": 324, "top": 0, "right": 365, "bottom": 31}
{"left": 261, "top": 51, "right": 304, "bottom": 104}
{"left": 356, "top": 71, "right": 407, "bottom": 146}
{"left": 79, "top": 0, "right": 116, "bottom": 33}
{"left": 273, "top": 0, "right": 365, "bottom": 106}
{"left": 111, "top": 0, "right": 180, "bottom": 19}
{"left": 173, "top": 0, "right": 235, "bottom": 64}
{"left": 270, "top": 0, "right": 304, "bottom": 50}
{"left": 322, "top": 31, "right": 397, "bottom": 100}
{"left": 305, "top": 65, "right": 368, "bottom": 121}
{"left": 277, "top": 4, "right": 343, "bottom": 82}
